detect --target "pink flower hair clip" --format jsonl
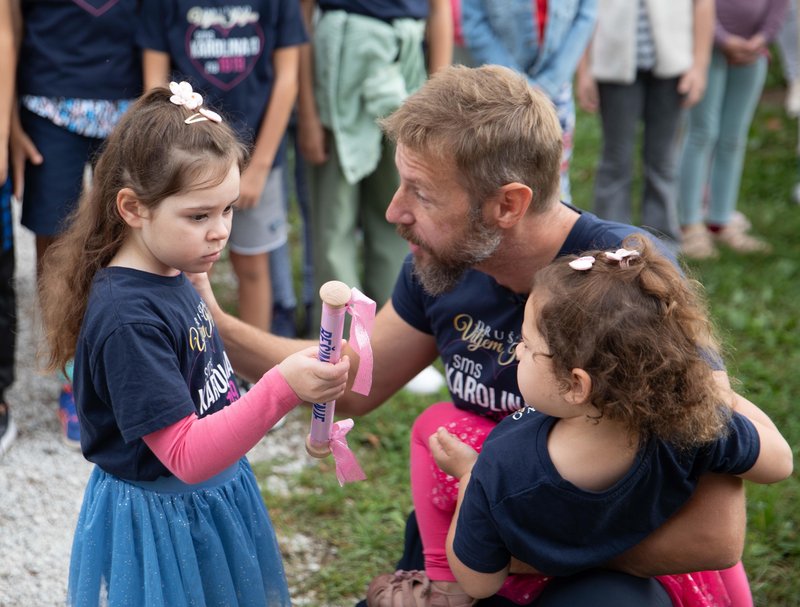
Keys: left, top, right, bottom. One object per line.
{"left": 169, "top": 81, "right": 222, "bottom": 125}
{"left": 569, "top": 256, "right": 596, "bottom": 271}
{"left": 605, "top": 248, "right": 641, "bottom": 267}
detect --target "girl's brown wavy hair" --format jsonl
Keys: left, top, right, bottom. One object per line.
{"left": 39, "top": 86, "right": 248, "bottom": 374}
{"left": 531, "top": 235, "right": 731, "bottom": 449}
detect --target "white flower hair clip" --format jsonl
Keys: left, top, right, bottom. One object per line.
{"left": 605, "top": 248, "right": 641, "bottom": 267}
{"left": 169, "top": 81, "right": 222, "bottom": 124}
{"left": 569, "top": 256, "right": 596, "bottom": 271}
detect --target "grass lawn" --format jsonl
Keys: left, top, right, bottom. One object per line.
{"left": 244, "top": 80, "right": 800, "bottom": 606}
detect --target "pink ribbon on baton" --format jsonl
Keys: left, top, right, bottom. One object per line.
{"left": 327, "top": 288, "right": 375, "bottom": 485}
{"left": 346, "top": 287, "right": 375, "bottom": 396}
{"left": 329, "top": 419, "right": 367, "bottom": 485}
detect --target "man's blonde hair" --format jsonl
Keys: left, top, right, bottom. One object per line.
{"left": 380, "top": 64, "right": 562, "bottom": 212}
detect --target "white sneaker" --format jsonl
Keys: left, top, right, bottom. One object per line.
{"left": 404, "top": 366, "right": 446, "bottom": 395}
{"left": 0, "top": 404, "right": 17, "bottom": 459}
{"left": 786, "top": 79, "right": 800, "bottom": 117}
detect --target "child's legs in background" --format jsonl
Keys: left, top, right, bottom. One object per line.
{"left": 359, "top": 137, "right": 406, "bottom": 308}
{"left": 677, "top": 54, "right": 727, "bottom": 227}
{"left": 271, "top": 120, "right": 316, "bottom": 338}
{"left": 640, "top": 74, "right": 683, "bottom": 242}
{"left": 409, "top": 402, "right": 496, "bottom": 581}
{"left": 269, "top": 241, "right": 296, "bottom": 336}
{"left": 290, "top": 123, "right": 316, "bottom": 333}
{"left": 19, "top": 108, "right": 103, "bottom": 279}
{"left": 706, "top": 55, "right": 768, "bottom": 227}
{"left": 0, "top": 178, "right": 15, "bottom": 407}
{"left": 270, "top": 134, "right": 297, "bottom": 338}
{"left": 229, "top": 167, "right": 288, "bottom": 330}
{"left": 593, "top": 79, "right": 644, "bottom": 225}
{"left": 776, "top": 0, "right": 800, "bottom": 84}
{"left": 309, "top": 138, "right": 361, "bottom": 330}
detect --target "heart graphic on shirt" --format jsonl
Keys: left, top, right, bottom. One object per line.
{"left": 71, "top": 0, "right": 120, "bottom": 17}
{"left": 186, "top": 24, "right": 265, "bottom": 92}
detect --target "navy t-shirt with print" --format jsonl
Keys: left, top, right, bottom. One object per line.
{"left": 318, "top": 0, "right": 428, "bottom": 20}
{"left": 138, "top": 0, "right": 307, "bottom": 159}
{"left": 392, "top": 206, "right": 675, "bottom": 421}
{"left": 19, "top": 0, "right": 142, "bottom": 99}
{"left": 454, "top": 407, "right": 759, "bottom": 576}
{"left": 74, "top": 268, "right": 241, "bottom": 481}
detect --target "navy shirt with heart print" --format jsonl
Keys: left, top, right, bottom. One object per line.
{"left": 318, "top": 0, "right": 429, "bottom": 20}
{"left": 19, "top": 0, "right": 142, "bottom": 100}
{"left": 138, "top": 0, "right": 307, "bottom": 164}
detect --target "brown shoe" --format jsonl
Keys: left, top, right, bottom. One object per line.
{"left": 680, "top": 224, "right": 718, "bottom": 260}
{"left": 366, "top": 570, "right": 476, "bottom": 607}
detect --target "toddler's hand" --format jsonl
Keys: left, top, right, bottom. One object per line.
{"left": 429, "top": 427, "right": 478, "bottom": 480}
{"left": 279, "top": 345, "right": 350, "bottom": 404}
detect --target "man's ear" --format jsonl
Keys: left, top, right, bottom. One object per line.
{"left": 490, "top": 182, "right": 532, "bottom": 228}
{"left": 116, "top": 188, "right": 147, "bottom": 228}
{"left": 568, "top": 368, "right": 592, "bottom": 405}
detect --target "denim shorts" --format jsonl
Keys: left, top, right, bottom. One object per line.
{"left": 19, "top": 108, "right": 103, "bottom": 236}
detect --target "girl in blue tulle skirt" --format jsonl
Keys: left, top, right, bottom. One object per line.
{"left": 38, "top": 85, "right": 350, "bottom": 606}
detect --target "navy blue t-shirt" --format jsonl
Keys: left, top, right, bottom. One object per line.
{"left": 74, "top": 268, "right": 241, "bottom": 481}
{"left": 318, "top": 0, "right": 428, "bottom": 20}
{"left": 392, "top": 206, "right": 668, "bottom": 421}
{"left": 19, "top": 0, "right": 142, "bottom": 99}
{"left": 454, "top": 406, "right": 760, "bottom": 576}
{"left": 137, "top": 0, "right": 307, "bottom": 158}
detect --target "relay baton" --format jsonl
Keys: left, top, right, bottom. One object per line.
{"left": 305, "top": 281, "right": 374, "bottom": 485}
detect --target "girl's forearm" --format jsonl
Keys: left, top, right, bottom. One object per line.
{"left": 143, "top": 367, "right": 298, "bottom": 483}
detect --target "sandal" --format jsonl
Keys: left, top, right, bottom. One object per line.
{"left": 680, "top": 224, "right": 718, "bottom": 260}
{"left": 713, "top": 223, "right": 772, "bottom": 254}
{"left": 366, "top": 570, "right": 476, "bottom": 607}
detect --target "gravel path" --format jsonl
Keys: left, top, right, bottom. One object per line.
{"left": 0, "top": 208, "right": 328, "bottom": 606}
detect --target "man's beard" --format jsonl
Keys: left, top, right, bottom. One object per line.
{"left": 397, "top": 211, "right": 501, "bottom": 296}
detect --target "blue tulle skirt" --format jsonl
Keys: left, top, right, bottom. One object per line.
{"left": 67, "top": 458, "right": 290, "bottom": 607}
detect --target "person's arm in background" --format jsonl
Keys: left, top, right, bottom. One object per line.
{"left": 679, "top": 0, "right": 714, "bottom": 107}
{"left": 0, "top": 0, "right": 16, "bottom": 183}
{"left": 529, "top": 0, "right": 597, "bottom": 100}
{"left": 460, "top": 0, "right": 522, "bottom": 73}
{"left": 426, "top": 0, "right": 453, "bottom": 73}
{"left": 7, "top": 0, "right": 43, "bottom": 200}
{"left": 237, "top": 45, "right": 299, "bottom": 209}
{"left": 740, "top": 0, "right": 789, "bottom": 63}
{"left": 142, "top": 49, "right": 171, "bottom": 90}
{"left": 138, "top": 0, "right": 173, "bottom": 90}
{"left": 296, "top": 0, "right": 327, "bottom": 165}
{"left": 189, "top": 273, "right": 440, "bottom": 416}
{"left": 574, "top": 44, "right": 599, "bottom": 113}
